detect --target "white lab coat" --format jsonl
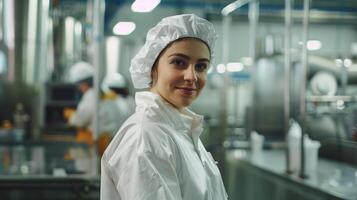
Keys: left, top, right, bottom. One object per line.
{"left": 69, "top": 88, "right": 95, "bottom": 131}
{"left": 99, "top": 99, "right": 122, "bottom": 136}
{"left": 69, "top": 88, "right": 122, "bottom": 138}
{"left": 115, "top": 95, "right": 135, "bottom": 128}
{"left": 101, "top": 91, "right": 228, "bottom": 200}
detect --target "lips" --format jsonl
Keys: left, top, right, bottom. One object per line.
{"left": 176, "top": 87, "right": 197, "bottom": 96}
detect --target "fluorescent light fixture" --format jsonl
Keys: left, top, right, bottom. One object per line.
{"left": 227, "top": 62, "right": 244, "bottom": 72}
{"left": 307, "top": 40, "right": 322, "bottom": 51}
{"left": 216, "top": 64, "right": 226, "bottom": 74}
{"left": 131, "top": 0, "right": 160, "bottom": 13}
{"left": 113, "top": 22, "right": 136, "bottom": 35}
{"left": 298, "top": 40, "right": 322, "bottom": 51}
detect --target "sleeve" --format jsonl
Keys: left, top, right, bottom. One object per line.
{"left": 105, "top": 123, "right": 183, "bottom": 200}
{"left": 101, "top": 157, "right": 121, "bottom": 200}
{"left": 69, "top": 97, "right": 93, "bottom": 128}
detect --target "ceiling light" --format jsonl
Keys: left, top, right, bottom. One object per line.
{"left": 307, "top": 40, "right": 322, "bottom": 51}
{"left": 227, "top": 62, "right": 244, "bottom": 72}
{"left": 113, "top": 22, "right": 136, "bottom": 35}
{"left": 216, "top": 64, "right": 226, "bottom": 74}
{"left": 131, "top": 0, "right": 160, "bottom": 13}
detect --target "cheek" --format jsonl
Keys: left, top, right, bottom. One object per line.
{"left": 197, "top": 75, "right": 207, "bottom": 90}
{"left": 163, "top": 72, "right": 183, "bottom": 86}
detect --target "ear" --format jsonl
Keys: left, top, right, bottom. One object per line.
{"left": 150, "top": 64, "right": 158, "bottom": 87}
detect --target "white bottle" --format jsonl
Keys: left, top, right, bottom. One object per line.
{"left": 288, "top": 120, "right": 302, "bottom": 171}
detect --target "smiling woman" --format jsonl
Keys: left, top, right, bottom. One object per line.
{"left": 151, "top": 37, "right": 211, "bottom": 109}
{"left": 100, "top": 14, "right": 228, "bottom": 200}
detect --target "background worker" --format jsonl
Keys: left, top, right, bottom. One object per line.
{"left": 64, "top": 61, "right": 96, "bottom": 145}
{"left": 64, "top": 61, "right": 121, "bottom": 156}
{"left": 101, "top": 73, "right": 135, "bottom": 125}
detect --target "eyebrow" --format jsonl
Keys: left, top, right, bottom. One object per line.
{"left": 168, "top": 53, "right": 210, "bottom": 63}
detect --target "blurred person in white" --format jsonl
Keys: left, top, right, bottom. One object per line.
{"left": 98, "top": 73, "right": 135, "bottom": 155}
{"left": 64, "top": 61, "right": 121, "bottom": 153}
{"left": 100, "top": 14, "right": 228, "bottom": 200}
{"left": 101, "top": 73, "right": 135, "bottom": 125}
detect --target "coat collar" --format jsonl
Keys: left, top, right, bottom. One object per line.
{"left": 135, "top": 91, "right": 204, "bottom": 147}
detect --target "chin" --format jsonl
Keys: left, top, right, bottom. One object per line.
{"left": 174, "top": 98, "right": 194, "bottom": 109}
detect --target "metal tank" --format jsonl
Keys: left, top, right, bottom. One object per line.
{"left": 252, "top": 50, "right": 355, "bottom": 140}
{"left": 252, "top": 35, "right": 287, "bottom": 138}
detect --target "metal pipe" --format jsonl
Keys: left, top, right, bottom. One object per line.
{"left": 221, "top": 0, "right": 250, "bottom": 16}
{"left": 219, "top": 14, "right": 231, "bottom": 180}
{"left": 220, "top": 0, "right": 250, "bottom": 180}
{"left": 340, "top": 59, "right": 348, "bottom": 95}
{"left": 248, "top": 0, "right": 258, "bottom": 62}
{"left": 248, "top": 0, "right": 259, "bottom": 135}
{"left": 92, "top": 0, "right": 105, "bottom": 175}
{"left": 299, "top": 0, "right": 311, "bottom": 179}
{"left": 284, "top": 0, "right": 293, "bottom": 174}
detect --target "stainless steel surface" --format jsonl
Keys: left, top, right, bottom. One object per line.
{"left": 0, "top": 175, "right": 99, "bottom": 200}
{"left": 248, "top": 0, "right": 259, "bottom": 136}
{"left": 284, "top": 0, "right": 293, "bottom": 173}
{"left": 306, "top": 95, "right": 356, "bottom": 102}
{"left": 208, "top": 9, "right": 357, "bottom": 25}
{"left": 253, "top": 56, "right": 285, "bottom": 135}
{"left": 0, "top": 140, "right": 95, "bottom": 176}
{"left": 306, "top": 57, "right": 357, "bottom": 85}
{"left": 219, "top": 13, "right": 231, "bottom": 179}
{"left": 220, "top": 0, "right": 251, "bottom": 178}
{"left": 225, "top": 149, "right": 357, "bottom": 200}
{"left": 91, "top": 0, "right": 105, "bottom": 176}
{"left": 340, "top": 61, "right": 348, "bottom": 95}
{"left": 248, "top": 0, "right": 258, "bottom": 67}
{"left": 299, "top": 0, "right": 311, "bottom": 178}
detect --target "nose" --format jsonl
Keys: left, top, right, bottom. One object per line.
{"left": 184, "top": 65, "right": 197, "bottom": 83}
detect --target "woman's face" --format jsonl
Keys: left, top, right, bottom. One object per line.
{"left": 151, "top": 38, "right": 210, "bottom": 110}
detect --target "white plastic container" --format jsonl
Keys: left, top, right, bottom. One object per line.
{"left": 251, "top": 131, "right": 265, "bottom": 156}
{"left": 288, "top": 121, "right": 321, "bottom": 172}
{"left": 304, "top": 138, "right": 321, "bottom": 172}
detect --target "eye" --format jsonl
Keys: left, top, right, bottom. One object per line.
{"left": 195, "top": 63, "right": 208, "bottom": 72}
{"left": 170, "top": 58, "right": 187, "bottom": 69}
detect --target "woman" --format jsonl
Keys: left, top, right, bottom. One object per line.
{"left": 101, "top": 14, "right": 228, "bottom": 200}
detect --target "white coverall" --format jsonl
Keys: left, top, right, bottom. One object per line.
{"left": 69, "top": 88, "right": 95, "bottom": 131}
{"left": 114, "top": 96, "right": 135, "bottom": 128}
{"left": 69, "top": 88, "right": 121, "bottom": 138}
{"left": 101, "top": 91, "right": 228, "bottom": 200}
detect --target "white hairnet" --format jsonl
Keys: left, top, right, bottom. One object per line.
{"left": 69, "top": 61, "right": 94, "bottom": 83}
{"left": 129, "top": 14, "right": 218, "bottom": 89}
{"left": 101, "top": 73, "right": 126, "bottom": 92}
